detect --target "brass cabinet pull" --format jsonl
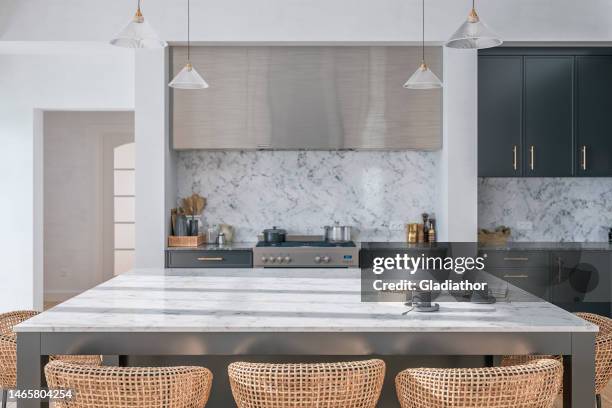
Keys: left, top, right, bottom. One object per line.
{"left": 503, "top": 274, "right": 529, "bottom": 279}
{"left": 581, "top": 145, "right": 587, "bottom": 171}
{"left": 503, "top": 257, "right": 529, "bottom": 261}
{"left": 529, "top": 145, "right": 535, "bottom": 171}
{"left": 512, "top": 145, "right": 517, "bottom": 171}
{"left": 197, "top": 257, "right": 224, "bottom": 261}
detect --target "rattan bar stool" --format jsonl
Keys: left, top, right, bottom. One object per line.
{"left": 395, "top": 358, "right": 562, "bottom": 408}
{"left": 501, "top": 312, "right": 612, "bottom": 408}
{"left": 45, "top": 361, "right": 213, "bottom": 408}
{"left": 0, "top": 310, "right": 102, "bottom": 408}
{"left": 228, "top": 359, "right": 386, "bottom": 408}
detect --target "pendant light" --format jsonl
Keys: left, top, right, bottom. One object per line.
{"left": 404, "top": 0, "right": 442, "bottom": 90}
{"left": 110, "top": 0, "right": 167, "bottom": 49}
{"left": 169, "top": 0, "right": 209, "bottom": 89}
{"left": 446, "top": 0, "right": 502, "bottom": 49}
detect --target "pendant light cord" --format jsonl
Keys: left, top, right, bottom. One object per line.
{"left": 138, "top": 0, "right": 141, "bottom": 11}
{"left": 187, "top": 0, "right": 191, "bottom": 62}
{"left": 421, "top": 0, "right": 425, "bottom": 63}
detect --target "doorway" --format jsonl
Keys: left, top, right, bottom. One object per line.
{"left": 41, "top": 111, "right": 134, "bottom": 308}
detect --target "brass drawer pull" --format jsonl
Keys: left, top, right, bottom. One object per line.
{"left": 197, "top": 257, "right": 225, "bottom": 261}
{"left": 529, "top": 145, "right": 535, "bottom": 171}
{"left": 512, "top": 145, "right": 517, "bottom": 171}
{"left": 503, "top": 274, "right": 529, "bottom": 279}
{"left": 581, "top": 145, "right": 587, "bottom": 171}
{"left": 503, "top": 257, "right": 529, "bottom": 261}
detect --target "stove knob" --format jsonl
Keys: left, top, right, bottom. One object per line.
{"left": 261, "top": 257, "right": 268, "bottom": 263}
{"left": 314, "top": 256, "right": 322, "bottom": 263}
{"left": 269, "top": 257, "right": 276, "bottom": 263}
{"left": 284, "top": 256, "right": 291, "bottom": 263}
{"left": 276, "top": 256, "right": 283, "bottom": 263}
{"left": 323, "top": 256, "right": 331, "bottom": 263}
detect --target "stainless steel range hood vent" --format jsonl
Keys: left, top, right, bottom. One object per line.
{"left": 171, "top": 46, "right": 442, "bottom": 150}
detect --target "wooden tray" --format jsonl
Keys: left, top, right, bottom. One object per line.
{"left": 168, "top": 234, "right": 205, "bottom": 247}
{"left": 478, "top": 227, "right": 511, "bottom": 245}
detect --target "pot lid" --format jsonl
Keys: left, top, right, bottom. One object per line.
{"left": 263, "top": 226, "right": 286, "bottom": 234}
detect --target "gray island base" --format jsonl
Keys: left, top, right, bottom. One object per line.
{"left": 15, "top": 268, "right": 597, "bottom": 407}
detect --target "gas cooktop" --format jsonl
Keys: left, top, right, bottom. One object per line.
{"left": 256, "top": 240, "right": 356, "bottom": 248}
{"left": 253, "top": 237, "right": 359, "bottom": 268}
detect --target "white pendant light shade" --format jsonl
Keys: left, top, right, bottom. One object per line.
{"left": 110, "top": 8, "right": 167, "bottom": 49}
{"left": 446, "top": 8, "right": 502, "bottom": 49}
{"left": 169, "top": 63, "right": 209, "bottom": 89}
{"left": 404, "top": 63, "right": 443, "bottom": 89}
{"left": 169, "top": 0, "right": 209, "bottom": 90}
{"left": 405, "top": 0, "right": 442, "bottom": 90}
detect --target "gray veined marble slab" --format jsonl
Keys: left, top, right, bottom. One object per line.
{"left": 15, "top": 268, "right": 597, "bottom": 334}
{"left": 177, "top": 150, "right": 438, "bottom": 242}
{"left": 478, "top": 177, "right": 612, "bottom": 242}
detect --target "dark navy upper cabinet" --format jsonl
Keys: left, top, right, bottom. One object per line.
{"left": 478, "top": 48, "right": 612, "bottom": 177}
{"left": 523, "top": 56, "right": 574, "bottom": 177}
{"left": 478, "top": 56, "right": 523, "bottom": 177}
{"left": 576, "top": 56, "right": 612, "bottom": 176}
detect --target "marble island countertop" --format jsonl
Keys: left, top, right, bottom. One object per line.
{"left": 16, "top": 268, "right": 597, "bottom": 333}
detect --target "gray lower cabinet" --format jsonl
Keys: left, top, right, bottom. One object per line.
{"left": 551, "top": 251, "right": 611, "bottom": 317}
{"left": 481, "top": 249, "right": 611, "bottom": 317}
{"left": 166, "top": 250, "right": 253, "bottom": 268}
{"left": 480, "top": 250, "right": 552, "bottom": 301}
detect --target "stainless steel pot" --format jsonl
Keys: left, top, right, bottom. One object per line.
{"left": 263, "top": 227, "right": 287, "bottom": 244}
{"left": 324, "top": 224, "right": 352, "bottom": 242}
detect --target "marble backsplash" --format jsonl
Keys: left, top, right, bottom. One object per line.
{"left": 177, "top": 151, "right": 438, "bottom": 242}
{"left": 478, "top": 178, "right": 612, "bottom": 242}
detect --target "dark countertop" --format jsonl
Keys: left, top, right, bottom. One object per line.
{"left": 361, "top": 242, "right": 612, "bottom": 252}
{"left": 360, "top": 242, "right": 449, "bottom": 250}
{"left": 166, "top": 242, "right": 256, "bottom": 251}
{"left": 479, "top": 242, "right": 612, "bottom": 251}
{"left": 167, "top": 241, "right": 612, "bottom": 252}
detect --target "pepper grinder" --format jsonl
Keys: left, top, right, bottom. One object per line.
{"left": 422, "top": 213, "right": 429, "bottom": 243}
{"left": 428, "top": 217, "right": 437, "bottom": 243}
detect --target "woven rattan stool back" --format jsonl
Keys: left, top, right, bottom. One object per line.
{"left": 576, "top": 313, "right": 612, "bottom": 393}
{"left": 0, "top": 311, "right": 39, "bottom": 388}
{"left": 396, "top": 359, "right": 562, "bottom": 408}
{"left": 45, "top": 361, "right": 213, "bottom": 408}
{"left": 228, "top": 359, "right": 385, "bottom": 408}
{"left": 0, "top": 311, "right": 102, "bottom": 390}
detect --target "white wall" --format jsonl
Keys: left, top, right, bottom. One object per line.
{"left": 437, "top": 48, "right": 478, "bottom": 242}
{"left": 1, "top": 0, "right": 612, "bottom": 43}
{"left": 0, "top": 43, "right": 134, "bottom": 312}
{"left": 134, "top": 49, "right": 174, "bottom": 268}
{"left": 43, "top": 111, "right": 134, "bottom": 303}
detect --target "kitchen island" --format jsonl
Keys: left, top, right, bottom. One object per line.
{"left": 15, "top": 268, "right": 597, "bottom": 407}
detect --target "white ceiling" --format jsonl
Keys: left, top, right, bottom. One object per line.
{"left": 1, "top": 0, "right": 611, "bottom": 43}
